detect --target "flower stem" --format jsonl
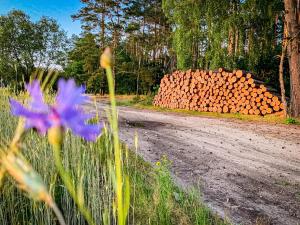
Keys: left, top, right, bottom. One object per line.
{"left": 52, "top": 144, "right": 96, "bottom": 225}
{"left": 105, "top": 66, "right": 125, "bottom": 225}
{"left": 48, "top": 200, "right": 67, "bottom": 225}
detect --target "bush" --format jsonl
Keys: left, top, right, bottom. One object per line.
{"left": 285, "top": 117, "right": 300, "bottom": 125}
{"left": 130, "top": 94, "right": 154, "bottom": 106}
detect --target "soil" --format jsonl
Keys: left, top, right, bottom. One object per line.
{"left": 90, "top": 102, "right": 300, "bottom": 225}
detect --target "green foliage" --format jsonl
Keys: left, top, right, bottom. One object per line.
{"left": 285, "top": 117, "right": 300, "bottom": 125}
{"left": 0, "top": 2, "right": 291, "bottom": 96}
{"left": 0, "top": 10, "right": 68, "bottom": 90}
{"left": 154, "top": 158, "right": 174, "bottom": 224}
{"left": 64, "top": 61, "right": 85, "bottom": 82}
{"left": 63, "top": 33, "right": 110, "bottom": 94}
{"left": 87, "top": 72, "right": 107, "bottom": 94}
{"left": 162, "top": 0, "right": 203, "bottom": 70}
{"left": 131, "top": 94, "right": 155, "bottom": 106}
{"left": 0, "top": 91, "right": 227, "bottom": 225}
{"left": 162, "top": 0, "right": 286, "bottom": 89}
{"left": 68, "top": 0, "right": 172, "bottom": 95}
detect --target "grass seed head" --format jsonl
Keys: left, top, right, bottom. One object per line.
{"left": 2, "top": 152, "right": 52, "bottom": 203}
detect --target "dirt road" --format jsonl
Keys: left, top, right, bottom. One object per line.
{"left": 92, "top": 102, "right": 300, "bottom": 225}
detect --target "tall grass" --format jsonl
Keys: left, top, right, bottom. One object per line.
{"left": 102, "top": 49, "right": 129, "bottom": 225}
{"left": 0, "top": 87, "right": 228, "bottom": 225}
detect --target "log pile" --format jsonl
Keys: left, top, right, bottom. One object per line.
{"left": 153, "top": 68, "right": 284, "bottom": 115}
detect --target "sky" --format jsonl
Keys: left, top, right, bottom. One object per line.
{"left": 0, "top": 0, "right": 83, "bottom": 36}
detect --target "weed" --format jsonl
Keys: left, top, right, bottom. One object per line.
{"left": 285, "top": 117, "right": 300, "bottom": 125}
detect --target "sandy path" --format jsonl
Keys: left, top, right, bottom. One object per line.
{"left": 91, "top": 102, "right": 300, "bottom": 225}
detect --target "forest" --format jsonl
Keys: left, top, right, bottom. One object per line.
{"left": 0, "top": 0, "right": 299, "bottom": 116}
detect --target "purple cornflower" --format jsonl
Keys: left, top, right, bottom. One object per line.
{"left": 10, "top": 79, "right": 102, "bottom": 141}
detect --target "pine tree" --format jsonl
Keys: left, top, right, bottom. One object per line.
{"left": 284, "top": 0, "right": 300, "bottom": 116}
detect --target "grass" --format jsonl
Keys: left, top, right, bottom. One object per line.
{"left": 0, "top": 88, "right": 228, "bottom": 225}
{"left": 285, "top": 117, "right": 300, "bottom": 125}
{"left": 117, "top": 95, "right": 300, "bottom": 125}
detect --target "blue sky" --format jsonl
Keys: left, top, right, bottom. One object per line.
{"left": 0, "top": 0, "right": 83, "bottom": 36}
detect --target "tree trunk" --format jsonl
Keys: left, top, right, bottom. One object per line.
{"left": 274, "top": 14, "right": 279, "bottom": 48}
{"left": 153, "top": 22, "right": 157, "bottom": 61}
{"left": 247, "top": 28, "right": 254, "bottom": 54}
{"left": 279, "top": 21, "right": 288, "bottom": 117}
{"left": 228, "top": 28, "right": 234, "bottom": 56}
{"left": 100, "top": 5, "right": 106, "bottom": 48}
{"left": 234, "top": 28, "right": 239, "bottom": 56}
{"left": 228, "top": 1, "right": 235, "bottom": 56}
{"left": 136, "top": 56, "right": 141, "bottom": 96}
{"left": 284, "top": 0, "right": 300, "bottom": 117}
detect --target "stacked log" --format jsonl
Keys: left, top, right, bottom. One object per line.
{"left": 153, "top": 68, "right": 284, "bottom": 115}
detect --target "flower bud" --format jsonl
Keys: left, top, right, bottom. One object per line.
{"left": 48, "top": 126, "right": 63, "bottom": 147}
{"left": 100, "top": 47, "right": 112, "bottom": 69}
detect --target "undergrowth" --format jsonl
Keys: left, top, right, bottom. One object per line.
{"left": 0, "top": 88, "right": 228, "bottom": 225}
{"left": 117, "top": 95, "right": 300, "bottom": 125}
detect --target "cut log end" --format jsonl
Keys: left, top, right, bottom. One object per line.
{"left": 154, "top": 68, "right": 283, "bottom": 116}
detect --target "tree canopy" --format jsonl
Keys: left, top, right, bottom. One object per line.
{"left": 0, "top": 10, "right": 68, "bottom": 90}
{"left": 67, "top": 0, "right": 289, "bottom": 95}
{"left": 162, "top": 0, "right": 284, "bottom": 82}
{"left": 67, "top": 0, "right": 172, "bottom": 94}
{"left": 1, "top": 1, "right": 299, "bottom": 116}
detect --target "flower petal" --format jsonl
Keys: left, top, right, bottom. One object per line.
{"left": 10, "top": 98, "right": 50, "bottom": 134}
{"left": 26, "top": 81, "right": 48, "bottom": 112}
{"left": 10, "top": 99, "right": 33, "bottom": 117}
{"left": 57, "top": 107, "right": 102, "bottom": 141}
{"left": 56, "top": 79, "right": 88, "bottom": 113}
{"left": 69, "top": 123, "right": 102, "bottom": 141}
{"left": 25, "top": 116, "right": 51, "bottom": 135}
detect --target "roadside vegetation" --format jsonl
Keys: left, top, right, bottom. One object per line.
{"left": 117, "top": 95, "right": 300, "bottom": 125}
{"left": 0, "top": 80, "right": 228, "bottom": 225}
